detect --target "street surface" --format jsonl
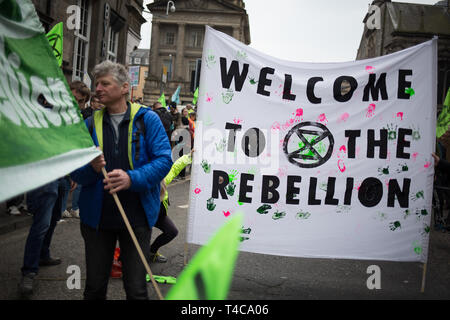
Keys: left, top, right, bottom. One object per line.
{"left": 0, "top": 179, "right": 449, "bottom": 300}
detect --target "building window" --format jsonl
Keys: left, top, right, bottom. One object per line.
{"left": 166, "top": 32, "right": 175, "bottom": 45}
{"left": 189, "top": 30, "right": 203, "bottom": 48}
{"left": 188, "top": 60, "right": 196, "bottom": 80}
{"left": 73, "top": 0, "right": 91, "bottom": 81}
{"left": 163, "top": 59, "right": 173, "bottom": 81}
{"left": 144, "top": 70, "right": 148, "bottom": 78}
{"left": 135, "top": 57, "right": 141, "bottom": 65}
{"left": 107, "top": 28, "right": 118, "bottom": 62}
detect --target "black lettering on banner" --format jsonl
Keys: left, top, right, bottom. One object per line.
{"left": 325, "top": 177, "right": 339, "bottom": 205}
{"left": 358, "top": 177, "right": 383, "bottom": 207}
{"left": 283, "top": 74, "right": 296, "bottom": 101}
{"left": 238, "top": 173, "right": 254, "bottom": 203}
{"left": 225, "top": 122, "right": 242, "bottom": 152}
{"left": 212, "top": 170, "right": 229, "bottom": 199}
{"left": 333, "top": 76, "right": 358, "bottom": 102}
{"left": 345, "top": 130, "right": 361, "bottom": 158}
{"left": 242, "top": 128, "right": 266, "bottom": 157}
{"left": 308, "top": 177, "right": 321, "bottom": 205}
{"left": 344, "top": 177, "right": 354, "bottom": 205}
{"left": 307, "top": 77, "right": 323, "bottom": 104}
{"left": 388, "top": 179, "right": 411, "bottom": 208}
{"left": 367, "top": 129, "right": 388, "bottom": 159}
{"left": 398, "top": 69, "right": 413, "bottom": 99}
{"left": 286, "top": 176, "right": 302, "bottom": 204}
{"left": 396, "top": 128, "right": 412, "bottom": 159}
{"left": 363, "top": 73, "right": 388, "bottom": 101}
{"left": 220, "top": 57, "right": 249, "bottom": 92}
{"left": 261, "top": 175, "right": 280, "bottom": 204}
{"left": 257, "top": 67, "right": 275, "bottom": 96}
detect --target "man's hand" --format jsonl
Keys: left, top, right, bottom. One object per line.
{"left": 91, "top": 152, "right": 106, "bottom": 173}
{"left": 103, "top": 169, "right": 131, "bottom": 194}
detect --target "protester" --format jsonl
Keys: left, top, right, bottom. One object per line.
{"left": 152, "top": 101, "right": 173, "bottom": 141}
{"left": 60, "top": 81, "right": 91, "bottom": 219}
{"left": 150, "top": 150, "right": 193, "bottom": 262}
{"left": 18, "top": 178, "right": 71, "bottom": 296}
{"left": 188, "top": 111, "right": 196, "bottom": 148}
{"left": 71, "top": 60, "right": 172, "bottom": 300}
{"left": 177, "top": 108, "right": 191, "bottom": 180}
{"left": 181, "top": 108, "right": 190, "bottom": 126}
{"left": 70, "top": 80, "right": 91, "bottom": 119}
{"left": 169, "top": 101, "right": 181, "bottom": 130}
{"left": 78, "top": 94, "right": 105, "bottom": 123}
{"left": 432, "top": 152, "right": 450, "bottom": 231}
{"left": 61, "top": 175, "right": 79, "bottom": 219}
{"left": 186, "top": 104, "right": 194, "bottom": 115}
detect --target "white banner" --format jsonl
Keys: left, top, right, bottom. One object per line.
{"left": 187, "top": 27, "right": 437, "bottom": 262}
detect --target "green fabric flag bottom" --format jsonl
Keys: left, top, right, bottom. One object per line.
{"left": 0, "top": 0, "right": 100, "bottom": 202}
{"left": 165, "top": 213, "right": 243, "bottom": 300}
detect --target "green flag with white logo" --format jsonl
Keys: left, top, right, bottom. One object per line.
{"left": 0, "top": 0, "right": 100, "bottom": 202}
{"left": 165, "top": 213, "right": 243, "bottom": 300}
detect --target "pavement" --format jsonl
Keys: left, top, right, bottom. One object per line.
{"left": 0, "top": 201, "right": 33, "bottom": 236}
{"left": 0, "top": 177, "right": 449, "bottom": 301}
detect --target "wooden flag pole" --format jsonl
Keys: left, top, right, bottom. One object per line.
{"left": 101, "top": 168, "right": 164, "bottom": 300}
{"left": 421, "top": 262, "right": 427, "bottom": 293}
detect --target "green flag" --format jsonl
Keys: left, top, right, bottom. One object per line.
{"left": 46, "top": 22, "right": 63, "bottom": 67}
{"left": 192, "top": 87, "right": 199, "bottom": 105}
{"left": 0, "top": 0, "right": 100, "bottom": 202}
{"left": 158, "top": 92, "right": 166, "bottom": 108}
{"left": 165, "top": 213, "right": 243, "bottom": 300}
{"left": 437, "top": 87, "right": 450, "bottom": 138}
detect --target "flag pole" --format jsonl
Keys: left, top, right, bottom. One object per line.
{"left": 101, "top": 167, "right": 164, "bottom": 300}
{"left": 421, "top": 262, "right": 427, "bottom": 293}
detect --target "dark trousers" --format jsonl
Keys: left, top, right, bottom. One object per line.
{"left": 80, "top": 223, "right": 152, "bottom": 300}
{"left": 22, "top": 179, "right": 64, "bottom": 275}
{"left": 150, "top": 213, "right": 178, "bottom": 254}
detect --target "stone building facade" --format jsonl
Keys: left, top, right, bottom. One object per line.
{"left": 143, "top": 0, "right": 251, "bottom": 105}
{"left": 356, "top": 0, "right": 450, "bottom": 107}
{"left": 129, "top": 49, "right": 150, "bottom": 101}
{"left": 31, "top": 0, "right": 146, "bottom": 88}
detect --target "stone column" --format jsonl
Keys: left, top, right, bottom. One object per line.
{"left": 175, "top": 23, "right": 186, "bottom": 80}
{"left": 149, "top": 21, "right": 160, "bottom": 78}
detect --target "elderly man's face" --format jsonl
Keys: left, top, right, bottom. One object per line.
{"left": 95, "top": 75, "right": 128, "bottom": 107}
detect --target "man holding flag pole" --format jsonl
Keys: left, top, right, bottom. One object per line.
{"left": 71, "top": 60, "right": 172, "bottom": 300}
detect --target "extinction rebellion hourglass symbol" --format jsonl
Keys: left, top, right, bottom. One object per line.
{"left": 283, "top": 122, "right": 334, "bottom": 168}
{"left": 47, "top": 33, "right": 62, "bottom": 62}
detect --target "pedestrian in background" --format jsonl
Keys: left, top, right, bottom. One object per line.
{"left": 70, "top": 80, "right": 91, "bottom": 119}
{"left": 150, "top": 149, "right": 193, "bottom": 262}
{"left": 18, "top": 178, "right": 70, "bottom": 296}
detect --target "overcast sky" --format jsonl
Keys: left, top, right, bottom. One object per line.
{"left": 139, "top": 0, "right": 440, "bottom": 62}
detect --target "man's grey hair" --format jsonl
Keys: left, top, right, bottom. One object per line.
{"left": 92, "top": 60, "right": 130, "bottom": 85}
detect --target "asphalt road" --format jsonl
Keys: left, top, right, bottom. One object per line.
{"left": 0, "top": 178, "right": 449, "bottom": 300}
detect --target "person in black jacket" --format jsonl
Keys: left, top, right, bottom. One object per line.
{"left": 432, "top": 152, "right": 450, "bottom": 231}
